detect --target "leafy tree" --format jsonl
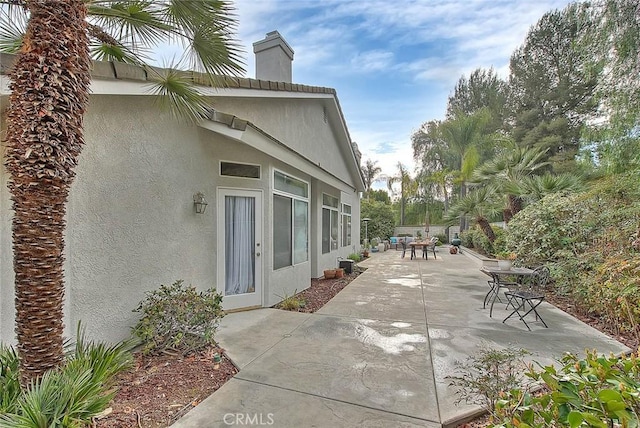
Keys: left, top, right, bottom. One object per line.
{"left": 368, "top": 189, "right": 391, "bottom": 204}
{"left": 446, "top": 67, "right": 509, "bottom": 134}
{"left": 360, "top": 158, "right": 382, "bottom": 199}
{"left": 412, "top": 119, "right": 453, "bottom": 174}
{"left": 1, "top": 0, "right": 243, "bottom": 384}
{"left": 577, "top": 0, "right": 640, "bottom": 174}
{"left": 508, "top": 2, "right": 599, "bottom": 174}
{"left": 360, "top": 199, "right": 395, "bottom": 242}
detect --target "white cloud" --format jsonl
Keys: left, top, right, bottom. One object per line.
{"left": 224, "top": 0, "right": 574, "bottom": 181}
{"left": 351, "top": 50, "right": 395, "bottom": 72}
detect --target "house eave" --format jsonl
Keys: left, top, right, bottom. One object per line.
{"left": 200, "top": 110, "right": 357, "bottom": 192}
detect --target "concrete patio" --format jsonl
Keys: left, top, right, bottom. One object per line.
{"left": 172, "top": 247, "right": 630, "bottom": 427}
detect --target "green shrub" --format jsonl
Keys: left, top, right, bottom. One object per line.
{"left": 132, "top": 280, "right": 224, "bottom": 355}
{"left": 347, "top": 253, "right": 361, "bottom": 262}
{"left": 461, "top": 225, "right": 496, "bottom": 256}
{"left": 493, "top": 350, "right": 640, "bottom": 427}
{"left": 435, "top": 233, "right": 448, "bottom": 244}
{"left": 447, "top": 346, "right": 530, "bottom": 417}
{"left": 0, "top": 325, "right": 132, "bottom": 427}
{"left": 276, "top": 290, "right": 306, "bottom": 311}
{"left": 0, "top": 346, "right": 19, "bottom": 414}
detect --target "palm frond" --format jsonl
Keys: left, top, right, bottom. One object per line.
{"left": 146, "top": 66, "right": 211, "bottom": 122}
{"left": 444, "top": 187, "right": 501, "bottom": 224}
{"left": 0, "top": 7, "right": 26, "bottom": 54}
{"left": 90, "top": 40, "right": 146, "bottom": 64}
{"left": 183, "top": 22, "right": 245, "bottom": 79}
{"left": 518, "top": 173, "right": 584, "bottom": 202}
{"left": 88, "top": 1, "right": 173, "bottom": 50}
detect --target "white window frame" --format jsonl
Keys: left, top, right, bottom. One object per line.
{"left": 322, "top": 193, "right": 339, "bottom": 254}
{"left": 272, "top": 170, "right": 309, "bottom": 270}
{"left": 341, "top": 203, "right": 352, "bottom": 247}
{"left": 219, "top": 160, "right": 262, "bottom": 180}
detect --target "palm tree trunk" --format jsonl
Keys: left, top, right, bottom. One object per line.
{"left": 476, "top": 217, "right": 496, "bottom": 242}
{"left": 507, "top": 194, "right": 523, "bottom": 217}
{"left": 503, "top": 208, "right": 513, "bottom": 223}
{"left": 459, "top": 183, "right": 468, "bottom": 231}
{"left": 5, "top": 0, "right": 90, "bottom": 385}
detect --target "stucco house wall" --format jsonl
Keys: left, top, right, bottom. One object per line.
{"left": 213, "top": 98, "right": 354, "bottom": 186}
{"left": 0, "top": 109, "right": 13, "bottom": 343}
{"left": 1, "top": 37, "right": 364, "bottom": 344}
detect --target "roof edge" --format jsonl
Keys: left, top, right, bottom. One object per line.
{"left": 0, "top": 52, "right": 335, "bottom": 96}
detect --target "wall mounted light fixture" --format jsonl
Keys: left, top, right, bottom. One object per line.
{"left": 193, "top": 192, "right": 208, "bottom": 214}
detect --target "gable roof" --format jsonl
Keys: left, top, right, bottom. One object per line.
{"left": 0, "top": 53, "right": 365, "bottom": 191}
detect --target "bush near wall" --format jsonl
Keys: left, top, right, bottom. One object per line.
{"left": 460, "top": 225, "right": 506, "bottom": 256}
{"left": 506, "top": 171, "right": 640, "bottom": 335}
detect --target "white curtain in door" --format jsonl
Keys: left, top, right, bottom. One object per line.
{"left": 225, "top": 196, "right": 255, "bottom": 295}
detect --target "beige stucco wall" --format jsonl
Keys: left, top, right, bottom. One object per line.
{"left": 213, "top": 97, "right": 355, "bottom": 186}
{"left": 0, "top": 96, "right": 14, "bottom": 344}
{"left": 1, "top": 92, "right": 361, "bottom": 344}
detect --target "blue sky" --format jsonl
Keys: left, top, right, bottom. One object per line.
{"left": 159, "top": 0, "right": 574, "bottom": 182}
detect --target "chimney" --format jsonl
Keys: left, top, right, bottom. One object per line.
{"left": 253, "top": 31, "right": 294, "bottom": 83}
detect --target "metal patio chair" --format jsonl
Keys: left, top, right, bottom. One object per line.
{"left": 502, "top": 266, "right": 550, "bottom": 330}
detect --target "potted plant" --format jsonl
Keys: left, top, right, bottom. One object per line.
{"left": 324, "top": 269, "right": 337, "bottom": 279}
{"left": 495, "top": 251, "right": 516, "bottom": 270}
{"left": 370, "top": 238, "right": 379, "bottom": 252}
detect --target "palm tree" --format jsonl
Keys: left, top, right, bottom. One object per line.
{"left": 360, "top": 159, "right": 382, "bottom": 199}
{"left": 445, "top": 187, "right": 500, "bottom": 242}
{"left": 439, "top": 109, "right": 491, "bottom": 230}
{"left": 386, "top": 162, "right": 416, "bottom": 226}
{"left": 2, "top": 0, "right": 244, "bottom": 385}
{"left": 510, "top": 173, "right": 584, "bottom": 203}
{"left": 472, "top": 138, "right": 549, "bottom": 221}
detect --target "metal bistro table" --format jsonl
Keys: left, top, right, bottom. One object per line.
{"left": 480, "top": 266, "right": 536, "bottom": 319}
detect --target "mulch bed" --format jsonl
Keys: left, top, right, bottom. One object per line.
{"left": 95, "top": 265, "right": 364, "bottom": 427}
{"left": 274, "top": 266, "right": 365, "bottom": 313}
{"left": 95, "top": 347, "right": 237, "bottom": 428}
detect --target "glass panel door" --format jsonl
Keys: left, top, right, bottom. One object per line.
{"left": 217, "top": 189, "right": 262, "bottom": 310}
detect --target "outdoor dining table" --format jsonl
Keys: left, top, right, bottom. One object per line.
{"left": 408, "top": 241, "right": 436, "bottom": 260}
{"left": 480, "top": 266, "right": 536, "bottom": 318}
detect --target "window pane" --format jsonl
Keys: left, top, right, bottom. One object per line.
{"left": 342, "top": 204, "right": 351, "bottom": 214}
{"left": 323, "top": 193, "right": 338, "bottom": 208}
{"left": 273, "top": 195, "right": 292, "bottom": 269}
{"left": 342, "top": 214, "right": 351, "bottom": 246}
{"left": 293, "top": 200, "right": 308, "bottom": 264}
{"left": 331, "top": 210, "right": 338, "bottom": 250}
{"left": 322, "top": 208, "right": 330, "bottom": 254}
{"left": 221, "top": 162, "right": 260, "bottom": 178}
{"left": 274, "top": 171, "right": 307, "bottom": 197}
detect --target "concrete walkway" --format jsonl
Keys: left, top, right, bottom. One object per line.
{"left": 172, "top": 248, "right": 629, "bottom": 428}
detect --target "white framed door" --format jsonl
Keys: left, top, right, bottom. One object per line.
{"left": 217, "top": 188, "right": 262, "bottom": 310}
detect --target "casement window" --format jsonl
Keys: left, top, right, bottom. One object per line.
{"left": 273, "top": 171, "right": 309, "bottom": 269}
{"left": 322, "top": 194, "right": 339, "bottom": 254}
{"left": 342, "top": 203, "right": 352, "bottom": 247}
